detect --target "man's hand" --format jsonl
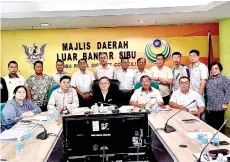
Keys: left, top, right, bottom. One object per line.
{"left": 191, "top": 111, "right": 200, "bottom": 116}
{"left": 222, "top": 104, "right": 228, "bottom": 111}
{"left": 159, "top": 78, "right": 167, "bottom": 84}
{"left": 136, "top": 104, "right": 144, "bottom": 108}
{"left": 81, "top": 93, "right": 87, "bottom": 99}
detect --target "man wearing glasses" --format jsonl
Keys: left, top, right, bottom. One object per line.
{"left": 150, "top": 54, "right": 173, "bottom": 105}
{"left": 169, "top": 76, "right": 205, "bottom": 117}
{"left": 114, "top": 57, "right": 135, "bottom": 105}
{"left": 189, "top": 49, "right": 208, "bottom": 95}
{"left": 134, "top": 58, "right": 151, "bottom": 84}
{"left": 91, "top": 76, "right": 121, "bottom": 108}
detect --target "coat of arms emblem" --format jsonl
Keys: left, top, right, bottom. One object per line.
{"left": 22, "top": 43, "right": 46, "bottom": 64}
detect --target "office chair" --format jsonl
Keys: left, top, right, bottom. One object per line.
{"left": 92, "top": 79, "right": 120, "bottom": 94}
{"left": 134, "top": 81, "right": 159, "bottom": 90}
{"left": 48, "top": 84, "right": 60, "bottom": 100}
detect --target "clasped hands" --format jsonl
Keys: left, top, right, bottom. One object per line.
{"left": 21, "top": 111, "right": 34, "bottom": 118}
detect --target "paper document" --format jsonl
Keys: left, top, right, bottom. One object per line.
{"left": 0, "top": 129, "right": 26, "bottom": 140}
{"left": 177, "top": 117, "right": 200, "bottom": 124}
{"left": 28, "top": 115, "right": 48, "bottom": 121}
{"left": 185, "top": 132, "right": 213, "bottom": 140}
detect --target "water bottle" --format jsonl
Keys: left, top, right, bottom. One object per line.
{"left": 222, "top": 156, "right": 228, "bottom": 162}
{"left": 217, "top": 153, "right": 223, "bottom": 162}
{"left": 211, "top": 132, "right": 219, "bottom": 148}
{"left": 93, "top": 103, "right": 99, "bottom": 114}
{"left": 54, "top": 109, "right": 60, "bottom": 121}
{"left": 23, "top": 130, "right": 30, "bottom": 140}
{"left": 28, "top": 128, "right": 34, "bottom": 139}
{"left": 152, "top": 104, "right": 159, "bottom": 113}
{"left": 99, "top": 103, "right": 103, "bottom": 113}
{"left": 16, "top": 138, "right": 23, "bottom": 160}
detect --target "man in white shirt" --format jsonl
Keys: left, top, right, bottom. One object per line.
{"left": 172, "top": 52, "right": 190, "bottom": 92}
{"left": 47, "top": 76, "right": 79, "bottom": 112}
{"left": 71, "top": 59, "right": 95, "bottom": 107}
{"left": 51, "top": 59, "right": 69, "bottom": 84}
{"left": 150, "top": 54, "right": 173, "bottom": 105}
{"left": 130, "top": 75, "right": 164, "bottom": 109}
{"left": 4, "top": 61, "right": 25, "bottom": 100}
{"left": 134, "top": 58, "right": 151, "bottom": 84}
{"left": 189, "top": 49, "right": 208, "bottom": 94}
{"left": 94, "top": 52, "right": 116, "bottom": 79}
{"left": 115, "top": 57, "right": 135, "bottom": 105}
{"left": 169, "top": 76, "right": 205, "bottom": 117}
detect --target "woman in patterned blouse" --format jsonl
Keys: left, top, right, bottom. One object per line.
{"left": 2, "top": 85, "right": 41, "bottom": 129}
{"left": 205, "top": 62, "right": 230, "bottom": 133}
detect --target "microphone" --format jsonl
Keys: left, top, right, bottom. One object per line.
{"left": 197, "top": 119, "right": 229, "bottom": 162}
{"left": 164, "top": 100, "right": 196, "bottom": 133}
{"left": 140, "top": 97, "right": 156, "bottom": 114}
{"left": 142, "top": 97, "right": 156, "bottom": 110}
{"left": 36, "top": 124, "right": 48, "bottom": 140}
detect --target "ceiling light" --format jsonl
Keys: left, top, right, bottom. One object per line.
{"left": 40, "top": 23, "right": 50, "bottom": 27}
{"left": 137, "top": 20, "right": 148, "bottom": 24}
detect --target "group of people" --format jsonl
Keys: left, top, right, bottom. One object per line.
{"left": 1, "top": 49, "right": 230, "bottom": 134}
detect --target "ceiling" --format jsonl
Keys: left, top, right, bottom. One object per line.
{"left": 1, "top": 1, "right": 230, "bottom": 30}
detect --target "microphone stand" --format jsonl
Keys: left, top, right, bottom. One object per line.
{"left": 164, "top": 100, "right": 196, "bottom": 133}
{"left": 197, "top": 119, "right": 229, "bottom": 162}
{"left": 141, "top": 97, "right": 155, "bottom": 114}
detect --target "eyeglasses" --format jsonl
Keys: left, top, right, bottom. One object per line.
{"left": 211, "top": 67, "right": 219, "bottom": 71}
{"left": 99, "top": 82, "right": 109, "bottom": 85}
{"left": 179, "top": 81, "right": 189, "bottom": 85}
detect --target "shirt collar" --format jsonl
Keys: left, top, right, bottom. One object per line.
{"left": 33, "top": 73, "right": 46, "bottom": 79}
{"left": 76, "top": 70, "right": 88, "bottom": 75}
{"left": 57, "top": 87, "right": 72, "bottom": 93}
{"left": 99, "top": 64, "right": 110, "bottom": 69}
{"left": 8, "top": 73, "right": 19, "bottom": 78}
{"left": 190, "top": 62, "right": 200, "bottom": 68}
{"left": 141, "top": 87, "right": 153, "bottom": 92}
{"left": 56, "top": 71, "right": 68, "bottom": 75}
{"left": 209, "top": 73, "right": 222, "bottom": 79}
{"left": 136, "top": 69, "right": 147, "bottom": 73}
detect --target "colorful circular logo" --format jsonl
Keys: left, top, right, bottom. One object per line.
{"left": 145, "top": 39, "right": 171, "bottom": 63}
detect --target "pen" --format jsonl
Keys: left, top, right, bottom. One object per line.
{"left": 0, "top": 159, "right": 7, "bottom": 161}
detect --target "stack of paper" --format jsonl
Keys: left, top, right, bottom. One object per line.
{"left": 0, "top": 129, "right": 26, "bottom": 140}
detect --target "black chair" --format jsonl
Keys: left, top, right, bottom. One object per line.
{"left": 92, "top": 79, "right": 120, "bottom": 94}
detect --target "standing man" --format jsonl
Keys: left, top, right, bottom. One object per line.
{"left": 189, "top": 49, "right": 208, "bottom": 94}
{"left": 71, "top": 59, "right": 95, "bottom": 107}
{"left": 4, "top": 61, "right": 25, "bottom": 100}
{"left": 172, "top": 52, "right": 190, "bottom": 92}
{"left": 134, "top": 58, "right": 151, "bottom": 84}
{"left": 26, "top": 61, "right": 55, "bottom": 111}
{"left": 150, "top": 54, "right": 173, "bottom": 105}
{"left": 94, "top": 52, "right": 116, "bottom": 79}
{"left": 115, "top": 57, "right": 135, "bottom": 105}
{"left": 51, "top": 59, "right": 69, "bottom": 84}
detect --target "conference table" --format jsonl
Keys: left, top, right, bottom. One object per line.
{"left": 1, "top": 109, "right": 230, "bottom": 162}
{"left": 148, "top": 109, "right": 230, "bottom": 162}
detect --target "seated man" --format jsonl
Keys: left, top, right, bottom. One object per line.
{"left": 92, "top": 76, "right": 121, "bottom": 108}
{"left": 130, "top": 75, "right": 164, "bottom": 110}
{"left": 47, "top": 76, "right": 79, "bottom": 112}
{"left": 169, "top": 76, "right": 205, "bottom": 116}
